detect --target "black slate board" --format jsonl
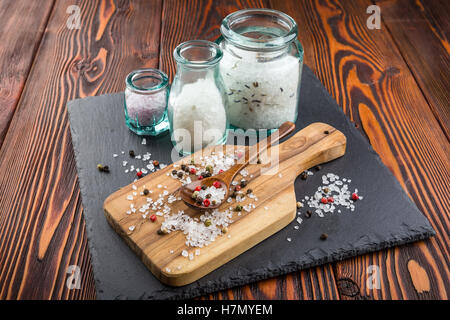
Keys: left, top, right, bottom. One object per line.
{"left": 67, "top": 66, "right": 434, "bottom": 300}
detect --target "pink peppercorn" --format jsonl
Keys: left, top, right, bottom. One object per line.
{"left": 150, "top": 214, "right": 157, "bottom": 222}
{"left": 352, "top": 193, "right": 359, "bottom": 201}
{"left": 321, "top": 197, "right": 328, "bottom": 204}
{"left": 136, "top": 171, "right": 143, "bottom": 178}
{"left": 198, "top": 175, "right": 203, "bottom": 180}
{"left": 195, "top": 186, "right": 201, "bottom": 191}
{"left": 213, "top": 181, "right": 221, "bottom": 188}
{"left": 203, "top": 199, "right": 210, "bottom": 207}
{"left": 327, "top": 197, "right": 334, "bottom": 203}
{"left": 190, "top": 168, "right": 196, "bottom": 174}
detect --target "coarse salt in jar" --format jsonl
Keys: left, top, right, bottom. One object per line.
{"left": 124, "top": 68, "right": 170, "bottom": 136}
{"left": 216, "top": 9, "right": 303, "bottom": 130}
{"left": 168, "top": 40, "right": 228, "bottom": 155}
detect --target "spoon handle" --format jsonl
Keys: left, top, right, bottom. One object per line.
{"left": 223, "top": 121, "right": 296, "bottom": 183}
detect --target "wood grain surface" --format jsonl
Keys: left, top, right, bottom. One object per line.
{"left": 0, "top": 0, "right": 55, "bottom": 146}
{"left": 0, "top": 0, "right": 448, "bottom": 300}
{"left": 378, "top": 0, "right": 450, "bottom": 138}
{"left": 0, "top": 0, "right": 162, "bottom": 299}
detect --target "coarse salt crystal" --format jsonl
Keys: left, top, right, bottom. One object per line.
{"left": 128, "top": 225, "right": 135, "bottom": 231}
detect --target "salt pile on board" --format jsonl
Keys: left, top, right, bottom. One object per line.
{"left": 161, "top": 209, "right": 233, "bottom": 247}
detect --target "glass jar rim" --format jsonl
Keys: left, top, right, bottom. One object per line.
{"left": 125, "top": 68, "right": 169, "bottom": 94}
{"left": 220, "top": 9, "right": 298, "bottom": 50}
{"left": 173, "top": 40, "right": 223, "bottom": 68}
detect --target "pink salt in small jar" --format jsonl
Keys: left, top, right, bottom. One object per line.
{"left": 124, "top": 68, "right": 169, "bottom": 136}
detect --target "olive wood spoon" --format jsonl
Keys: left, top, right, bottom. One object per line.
{"left": 180, "top": 121, "right": 296, "bottom": 210}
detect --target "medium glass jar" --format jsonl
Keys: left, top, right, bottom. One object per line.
{"left": 216, "top": 9, "right": 303, "bottom": 130}
{"left": 124, "top": 68, "right": 169, "bottom": 136}
{"left": 168, "top": 40, "right": 229, "bottom": 155}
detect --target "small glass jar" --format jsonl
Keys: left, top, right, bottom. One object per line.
{"left": 216, "top": 9, "right": 303, "bottom": 130}
{"left": 168, "top": 40, "right": 229, "bottom": 155}
{"left": 124, "top": 68, "right": 170, "bottom": 136}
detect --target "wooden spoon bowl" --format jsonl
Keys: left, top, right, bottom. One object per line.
{"left": 180, "top": 121, "right": 296, "bottom": 210}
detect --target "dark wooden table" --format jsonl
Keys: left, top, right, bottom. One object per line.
{"left": 0, "top": 0, "right": 448, "bottom": 300}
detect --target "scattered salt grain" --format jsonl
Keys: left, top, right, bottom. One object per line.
{"left": 128, "top": 225, "right": 135, "bottom": 232}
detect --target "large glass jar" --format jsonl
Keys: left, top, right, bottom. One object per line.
{"left": 168, "top": 40, "right": 229, "bottom": 155}
{"left": 216, "top": 9, "right": 303, "bottom": 130}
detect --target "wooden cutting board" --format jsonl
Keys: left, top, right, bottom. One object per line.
{"left": 104, "top": 122, "right": 346, "bottom": 286}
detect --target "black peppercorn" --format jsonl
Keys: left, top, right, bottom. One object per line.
{"left": 300, "top": 172, "right": 308, "bottom": 180}
{"left": 201, "top": 185, "right": 207, "bottom": 190}
{"left": 240, "top": 180, "right": 247, "bottom": 188}
{"left": 315, "top": 165, "right": 322, "bottom": 171}
{"left": 320, "top": 233, "right": 328, "bottom": 240}
{"left": 246, "top": 189, "right": 253, "bottom": 194}
{"left": 172, "top": 169, "right": 178, "bottom": 175}
{"left": 129, "top": 150, "right": 135, "bottom": 157}
{"left": 206, "top": 194, "right": 212, "bottom": 199}
{"left": 181, "top": 164, "right": 186, "bottom": 170}
{"left": 177, "top": 171, "right": 184, "bottom": 178}
{"left": 305, "top": 210, "right": 312, "bottom": 218}
{"left": 143, "top": 189, "right": 149, "bottom": 195}
{"left": 102, "top": 165, "right": 110, "bottom": 173}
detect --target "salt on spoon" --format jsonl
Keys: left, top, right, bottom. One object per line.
{"left": 180, "top": 121, "right": 295, "bottom": 210}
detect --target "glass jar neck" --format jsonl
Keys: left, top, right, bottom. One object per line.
{"left": 220, "top": 38, "right": 291, "bottom": 62}
{"left": 174, "top": 63, "right": 218, "bottom": 84}
{"left": 173, "top": 40, "right": 222, "bottom": 83}
{"left": 125, "top": 68, "right": 168, "bottom": 94}
{"left": 220, "top": 9, "right": 298, "bottom": 52}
